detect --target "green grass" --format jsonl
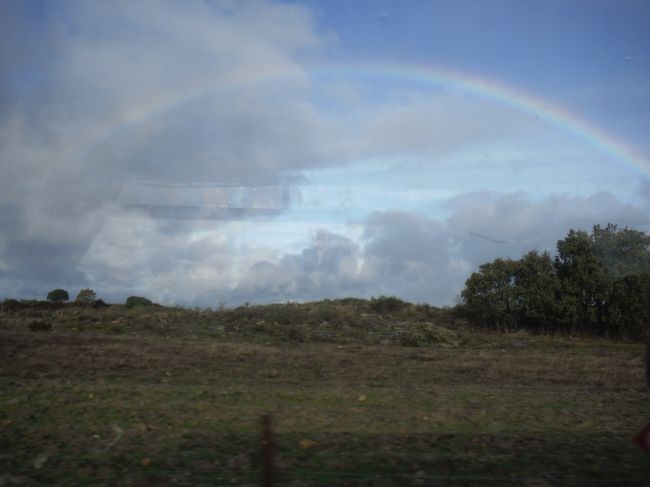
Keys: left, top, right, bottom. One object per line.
{"left": 1, "top": 301, "right": 649, "bottom": 485}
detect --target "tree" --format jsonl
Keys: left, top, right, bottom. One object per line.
{"left": 591, "top": 223, "right": 650, "bottom": 279}
{"left": 513, "top": 251, "right": 561, "bottom": 333}
{"left": 460, "top": 224, "right": 650, "bottom": 338}
{"left": 461, "top": 252, "right": 561, "bottom": 333}
{"left": 606, "top": 274, "right": 649, "bottom": 339}
{"left": 554, "top": 230, "right": 610, "bottom": 334}
{"left": 76, "top": 288, "right": 97, "bottom": 303}
{"left": 461, "top": 258, "right": 519, "bottom": 331}
{"left": 46, "top": 289, "right": 69, "bottom": 303}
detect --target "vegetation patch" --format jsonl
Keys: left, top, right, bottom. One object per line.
{"left": 459, "top": 224, "right": 650, "bottom": 339}
{"left": 27, "top": 320, "right": 52, "bottom": 332}
{"left": 0, "top": 289, "right": 648, "bottom": 485}
{"left": 125, "top": 296, "right": 154, "bottom": 308}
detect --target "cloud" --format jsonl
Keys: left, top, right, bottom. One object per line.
{"left": 354, "top": 212, "right": 465, "bottom": 303}
{"left": 79, "top": 214, "right": 245, "bottom": 305}
{"left": 0, "top": 0, "right": 330, "bottom": 298}
{"left": 3, "top": 1, "right": 647, "bottom": 304}
{"left": 639, "top": 179, "right": 650, "bottom": 207}
{"left": 355, "top": 93, "right": 533, "bottom": 160}
{"left": 232, "top": 230, "right": 361, "bottom": 304}
{"left": 223, "top": 190, "right": 650, "bottom": 306}
{"left": 446, "top": 190, "right": 650, "bottom": 267}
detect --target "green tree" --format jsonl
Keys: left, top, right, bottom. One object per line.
{"left": 554, "top": 230, "right": 610, "bottom": 334}
{"left": 606, "top": 274, "right": 650, "bottom": 340}
{"left": 459, "top": 224, "right": 650, "bottom": 339}
{"left": 76, "top": 288, "right": 97, "bottom": 303}
{"left": 461, "top": 258, "right": 519, "bottom": 331}
{"left": 46, "top": 289, "right": 69, "bottom": 303}
{"left": 592, "top": 223, "right": 650, "bottom": 279}
{"left": 513, "top": 251, "right": 561, "bottom": 333}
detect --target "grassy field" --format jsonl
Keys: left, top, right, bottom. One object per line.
{"left": 1, "top": 300, "right": 649, "bottom": 486}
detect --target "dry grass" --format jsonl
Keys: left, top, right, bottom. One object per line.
{"left": 1, "top": 302, "right": 649, "bottom": 485}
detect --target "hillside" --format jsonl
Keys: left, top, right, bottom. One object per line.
{"left": 1, "top": 299, "right": 649, "bottom": 486}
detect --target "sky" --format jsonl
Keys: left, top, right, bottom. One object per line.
{"left": 1, "top": 0, "right": 649, "bottom": 306}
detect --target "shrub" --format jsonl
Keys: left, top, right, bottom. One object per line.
{"left": 1, "top": 299, "right": 22, "bottom": 313}
{"left": 91, "top": 299, "right": 109, "bottom": 308}
{"left": 370, "top": 295, "right": 407, "bottom": 315}
{"left": 76, "top": 289, "right": 97, "bottom": 303}
{"left": 308, "top": 302, "right": 339, "bottom": 323}
{"left": 283, "top": 325, "right": 305, "bottom": 343}
{"left": 46, "top": 289, "right": 69, "bottom": 303}
{"left": 396, "top": 328, "right": 424, "bottom": 347}
{"left": 29, "top": 320, "right": 52, "bottom": 332}
{"left": 125, "top": 296, "right": 153, "bottom": 308}
{"left": 393, "top": 323, "right": 460, "bottom": 347}
{"left": 419, "top": 323, "right": 461, "bottom": 346}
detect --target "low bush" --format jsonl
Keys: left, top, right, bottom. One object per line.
{"left": 125, "top": 296, "right": 153, "bottom": 308}
{"left": 76, "top": 289, "right": 97, "bottom": 303}
{"left": 283, "top": 325, "right": 306, "bottom": 343}
{"left": 393, "top": 322, "right": 460, "bottom": 347}
{"left": 28, "top": 320, "right": 52, "bottom": 332}
{"left": 91, "top": 299, "right": 109, "bottom": 308}
{"left": 370, "top": 295, "right": 408, "bottom": 315}
{"left": 1, "top": 299, "right": 22, "bottom": 313}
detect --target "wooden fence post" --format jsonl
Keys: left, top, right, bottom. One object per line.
{"left": 260, "top": 414, "right": 274, "bottom": 487}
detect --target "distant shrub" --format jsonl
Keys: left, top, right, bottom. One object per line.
{"left": 125, "top": 296, "right": 153, "bottom": 308}
{"left": 76, "top": 289, "right": 97, "bottom": 303}
{"left": 419, "top": 323, "right": 461, "bottom": 346}
{"left": 91, "top": 299, "right": 109, "bottom": 308}
{"left": 283, "top": 325, "right": 305, "bottom": 343}
{"left": 29, "top": 320, "right": 52, "bottom": 332}
{"left": 1, "top": 299, "right": 22, "bottom": 312}
{"left": 396, "top": 328, "right": 424, "bottom": 347}
{"left": 47, "top": 289, "right": 69, "bottom": 303}
{"left": 308, "top": 302, "right": 339, "bottom": 323}
{"left": 370, "top": 295, "right": 407, "bottom": 315}
{"left": 394, "top": 323, "right": 460, "bottom": 347}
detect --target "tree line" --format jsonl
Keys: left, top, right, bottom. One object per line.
{"left": 459, "top": 224, "right": 650, "bottom": 340}
{"left": 44, "top": 289, "right": 154, "bottom": 308}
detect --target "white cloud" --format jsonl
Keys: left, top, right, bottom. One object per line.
{"left": 222, "top": 191, "right": 650, "bottom": 306}
{"left": 446, "top": 190, "right": 650, "bottom": 266}
{"left": 0, "top": 0, "right": 330, "bottom": 297}
{"left": 2, "top": 1, "right": 648, "bottom": 304}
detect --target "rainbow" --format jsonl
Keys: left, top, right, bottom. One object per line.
{"left": 71, "top": 62, "right": 650, "bottom": 177}
{"left": 312, "top": 63, "right": 650, "bottom": 176}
